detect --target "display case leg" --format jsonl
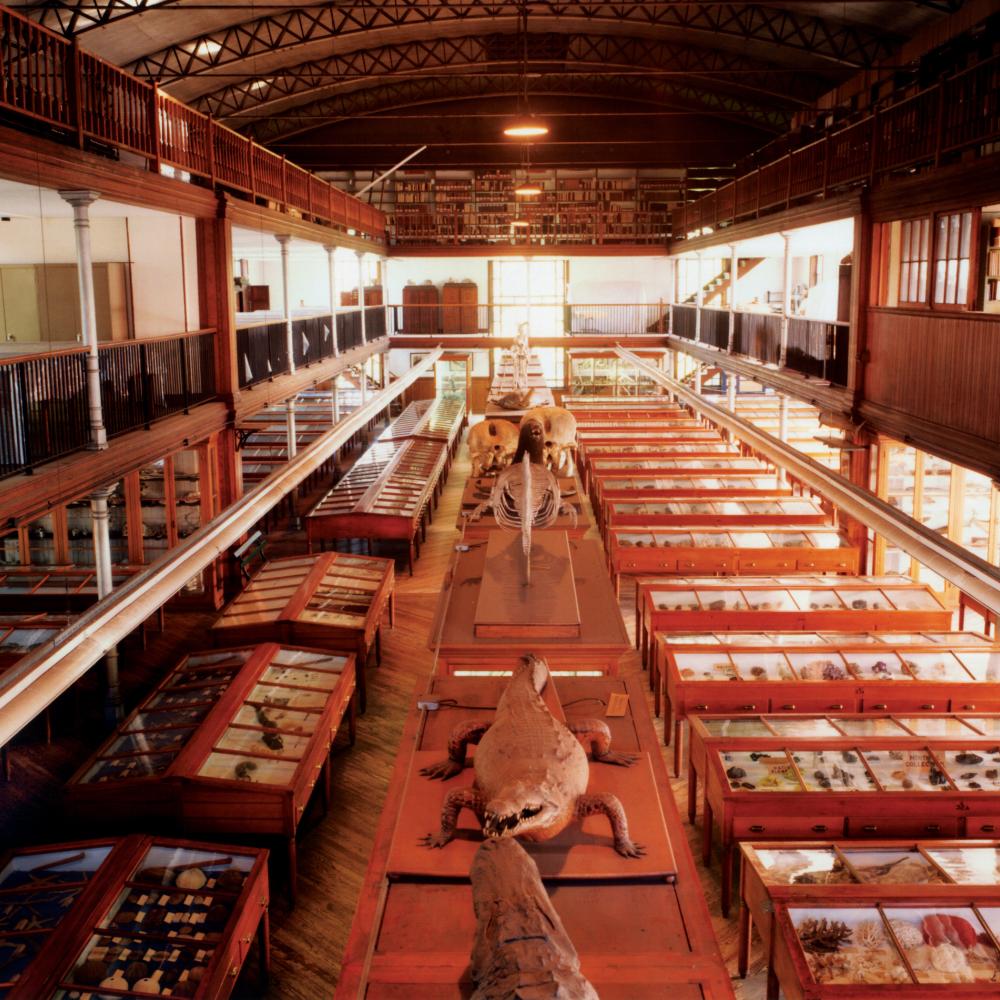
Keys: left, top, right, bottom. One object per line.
{"left": 258, "top": 910, "right": 271, "bottom": 987}
{"left": 737, "top": 900, "right": 751, "bottom": 977}
{"left": 687, "top": 760, "right": 697, "bottom": 824}
{"left": 721, "top": 843, "right": 734, "bottom": 918}
{"left": 1, "top": 746, "right": 9, "bottom": 782}
{"left": 702, "top": 800, "right": 713, "bottom": 866}
{"left": 348, "top": 694, "right": 357, "bottom": 746}
{"left": 375, "top": 627, "right": 382, "bottom": 667}
{"left": 673, "top": 721, "right": 684, "bottom": 777}
{"left": 287, "top": 839, "right": 297, "bottom": 905}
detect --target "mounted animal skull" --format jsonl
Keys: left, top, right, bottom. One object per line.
{"left": 519, "top": 405, "right": 578, "bottom": 476}
{"left": 467, "top": 418, "right": 519, "bottom": 476}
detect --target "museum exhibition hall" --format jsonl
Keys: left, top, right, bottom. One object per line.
{"left": 1, "top": 0, "right": 1000, "bottom": 997}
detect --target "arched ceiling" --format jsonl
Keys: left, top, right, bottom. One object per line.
{"left": 11, "top": 1, "right": 965, "bottom": 171}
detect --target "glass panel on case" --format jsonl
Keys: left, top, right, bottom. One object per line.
{"left": 765, "top": 717, "right": 843, "bottom": 738}
{"left": 731, "top": 653, "right": 794, "bottom": 681}
{"left": 674, "top": 653, "right": 737, "bottom": 681}
{"left": 900, "top": 652, "right": 971, "bottom": 682}
{"left": 839, "top": 849, "right": 946, "bottom": 885}
{"left": 259, "top": 664, "right": 340, "bottom": 691}
{"left": 785, "top": 653, "right": 850, "bottom": 681}
{"left": 700, "top": 718, "right": 772, "bottom": 737}
{"left": 0, "top": 847, "right": 112, "bottom": 891}
{"left": 81, "top": 752, "right": 175, "bottom": 784}
{"left": 882, "top": 588, "right": 943, "bottom": 611}
{"left": 651, "top": 590, "right": 698, "bottom": 610}
{"left": 790, "top": 590, "right": 845, "bottom": 611}
{"left": 616, "top": 533, "right": 655, "bottom": 547}
{"left": 956, "top": 651, "right": 1000, "bottom": 682}
{"left": 742, "top": 590, "right": 797, "bottom": 610}
{"left": 770, "top": 531, "right": 809, "bottom": 547}
{"left": 836, "top": 589, "right": 888, "bottom": 610}
{"left": 863, "top": 749, "right": 951, "bottom": 791}
{"left": 895, "top": 717, "right": 979, "bottom": 737}
{"left": 938, "top": 750, "right": 1000, "bottom": 792}
{"left": 926, "top": 848, "right": 1000, "bottom": 885}
{"left": 125, "top": 705, "right": 213, "bottom": 732}
{"left": 808, "top": 532, "right": 845, "bottom": 549}
{"left": 754, "top": 847, "right": 848, "bottom": 885}
{"left": 790, "top": 906, "right": 912, "bottom": 984}
{"left": 248, "top": 682, "right": 327, "bottom": 710}
{"left": 695, "top": 590, "right": 746, "bottom": 612}
{"left": 729, "top": 532, "right": 769, "bottom": 547}
{"left": 964, "top": 718, "right": 1000, "bottom": 736}
{"left": 720, "top": 751, "right": 801, "bottom": 791}
{"left": 842, "top": 651, "right": 909, "bottom": 680}
{"left": 197, "top": 751, "right": 298, "bottom": 785}
{"left": 654, "top": 532, "right": 693, "bottom": 548}
{"left": 882, "top": 906, "right": 1000, "bottom": 983}
{"left": 830, "top": 717, "right": 909, "bottom": 737}
{"left": 103, "top": 730, "right": 193, "bottom": 755}
{"left": 795, "top": 749, "right": 877, "bottom": 791}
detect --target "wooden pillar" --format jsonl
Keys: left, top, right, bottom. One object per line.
{"left": 779, "top": 232, "right": 792, "bottom": 367}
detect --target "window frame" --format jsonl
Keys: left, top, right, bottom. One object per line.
{"left": 897, "top": 216, "right": 930, "bottom": 308}
{"left": 930, "top": 208, "right": 979, "bottom": 311}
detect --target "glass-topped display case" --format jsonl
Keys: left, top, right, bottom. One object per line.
{"left": 0, "top": 566, "right": 141, "bottom": 611}
{"left": 305, "top": 437, "right": 449, "bottom": 574}
{"left": 376, "top": 397, "right": 466, "bottom": 449}
{"left": 609, "top": 525, "right": 858, "bottom": 595}
{"left": 210, "top": 553, "right": 394, "bottom": 711}
{"left": 66, "top": 644, "right": 354, "bottom": 896}
{"left": 0, "top": 835, "right": 268, "bottom": 1000}
{"left": 704, "top": 736, "right": 1000, "bottom": 916}
{"left": 604, "top": 496, "right": 829, "bottom": 528}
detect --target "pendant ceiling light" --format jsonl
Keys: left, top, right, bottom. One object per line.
{"left": 514, "top": 143, "right": 542, "bottom": 197}
{"left": 503, "top": 2, "right": 549, "bottom": 139}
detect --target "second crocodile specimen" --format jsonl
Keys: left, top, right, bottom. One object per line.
{"left": 420, "top": 654, "right": 644, "bottom": 857}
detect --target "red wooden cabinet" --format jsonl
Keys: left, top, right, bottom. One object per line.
{"left": 0, "top": 835, "right": 268, "bottom": 1000}
{"left": 65, "top": 644, "right": 356, "bottom": 897}
{"left": 401, "top": 280, "right": 440, "bottom": 334}
{"left": 440, "top": 279, "right": 478, "bottom": 334}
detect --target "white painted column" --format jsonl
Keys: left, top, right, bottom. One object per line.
{"left": 381, "top": 257, "right": 392, "bottom": 337}
{"left": 780, "top": 232, "right": 792, "bottom": 368}
{"left": 89, "top": 482, "right": 120, "bottom": 714}
{"left": 276, "top": 234, "right": 295, "bottom": 373}
{"left": 286, "top": 395, "right": 298, "bottom": 459}
{"left": 325, "top": 244, "right": 339, "bottom": 357}
{"left": 779, "top": 394, "right": 790, "bottom": 441}
{"left": 727, "top": 243, "right": 738, "bottom": 352}
{"left": 332, "top": 373, "right": 341, "bottom": 425}
{"left": 356, "top": 251, "right": 367, "bottom": 345}
{"left": 694, "top": 252, "right": 704, "bottom": 343}
{"left": 727, "top": 375, "right": 737, "bottom": 411}
{"left": 694, "top": 363, "right": 703, "bottom": 396}
{"left": 60, "top": 190, "right": 107, "bottom": 450}
{"left": 360, "top": 358, "right": 369, "bottom": 405}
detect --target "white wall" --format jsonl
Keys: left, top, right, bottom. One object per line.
{"left": 387, "top": 257, "right": 489, "bottom": 304}
{"left": 127, "top": 215, "right": 198, "bottom": 338}
{"left": 567, "top": 257, "right": 670, "bottom": 305}
{"left": 0, "top": 217, "right": 128, "bottom": 263}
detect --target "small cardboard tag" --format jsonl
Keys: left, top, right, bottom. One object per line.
{"left": 606, "top": 692, "right": 629, "bottom": 717}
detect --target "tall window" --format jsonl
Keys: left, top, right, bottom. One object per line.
{"left": 932, "top": 211, "right": 974, "bottom": 307}
{"left": 899, "top": 218, "right": 929, "bottom": 304}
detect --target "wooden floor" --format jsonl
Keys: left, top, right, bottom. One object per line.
{"left": 0, "top": 426, "right": 771, "bottom": 1000}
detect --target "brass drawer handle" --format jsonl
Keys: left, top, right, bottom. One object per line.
{"left": 924, "top": 824, "right": 941, "bottom": 833}
{"left": 739, "top": 704, "right": 757, "bottom": 711}
{"left": 871, "top": 703, "right": 887, "bottom": 711}
{"left": 862, "top": 824, "right": 878, "bottom": 833}
{"left": 693, "top": 704, "right": 709, "bottom": 711}
{"left": 920, "top": 704, "right": 935, "bottom": 711}
{"left": 781, "top": 704, "right": 796, "bottom": 711}
{"left": 811, "top": 824, "right": 827, "bottom": 833}
{"left": 749, "top": 824, "right": 765, "bottom": 833}
{"left": 962, "top": 704, "right": 976, "bottom": 711}
{"left": 828, "top": 704, "right": 845, "bottom": 711}
{"left": 981, "top": 824, "right": 996, "bottom": 833}
{"left": 229, "top": 965, "right": 239, "bottom": 978}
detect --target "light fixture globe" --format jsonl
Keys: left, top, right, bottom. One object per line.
{"left": 514, "top": 183, "right": 543, "bottom": 197}
{"left": 502, "top": 121, "right": 549, "bottom": 138}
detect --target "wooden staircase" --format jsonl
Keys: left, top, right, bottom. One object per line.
{"left": 683, "top": 257, "right": 764, "bottom": 308}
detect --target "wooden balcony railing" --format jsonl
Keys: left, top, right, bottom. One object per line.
{"left": 0, "top": 5, "right": 386, "bottom": 241}
{"left": 672, "top": 52, "right": 1000, "bottom": 240}
{"left": 0, "top": 329, "right": 216, "bottom": 479}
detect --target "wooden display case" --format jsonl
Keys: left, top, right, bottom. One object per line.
{"left": 0, "top": 835, "right": 268, "bottom": 1000}
{"left": 209, "top": 554, "right": 394, "bottom": 711}
{"left": 0, "top": 566, "right": 141, "bottom": 611}
{"left": 65, "top": 643, "right": 355, "bottom": 895}
{"left": 640, "top": 575, "right": 951, "bottom": 672}
{"left": 579, "top": 437, "right": 742, "bottom": 490}
{"left": 688, "top": 706, "right": 1000, "bottom": 825}
{"left": 608, "top": 525, "right": 858, "bottom": 597}
{"left": 704, "top": 735, "right": 1000, "bottom": 915}
{"left": 566, "top": 349, "right": 670, "bottom": 396}
{"left": 456, "top": 473, "right": 591, "bottom": 539}
{"left": 335, "top": 672, "right": 734, "bottom": 999}
{"left": 740, "top": 839, "right": 1000, "bottom": 997}
{"left": 305, "top": 437, "right": 449, "bottom": 573}
{"left": 436, "top": 536, "right": 631, "bottom": 675}
{"left": 375, "top": 396, "right": 466, "bottom": 456}
{"left": 562, "top": 395, "right": 688, "bottom": 415}
{"left": 604, "top": 496, "right": 830, "bottom": 531}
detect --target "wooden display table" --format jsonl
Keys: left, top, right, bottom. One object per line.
{"left": 740, "top": 839, "right": 1000, "bottom": 998}
{"left": 0, "top": 565, "right": 141, "bottom": 611}
{"left": 640, "top": 574, "right": 949, "bottom": 672}
{"left": 305, "top": 437, "right": 449, "bottom": 573}
{"left": 65, "top": 643, "right": 356, "bottom": 895}
{"left": 436, "top": 536, "right": 630, "bottom": 676}
{"left": 688, "top": 706, "right": 1000, "bottom": 824}
{"left": 579, "top": 439, "right": 741, "bottom": 490}
{"left": 210, "top": 553, "right": 394, "bottom": 710}
{"left": 703, "top": 734, "right": 1000, "bottom": 915}
{"left": 607, "top": 525, "right": 858, "bottom": 597}
{"left": 335, "top": 673, "right": 734, "bottom": 999}
{"left": 484, "top": 384, "right": 555, "bottom": 421}
{"left": 604, "top": 496, "right": 829, "bottom": 532}
{"left": 457, "top": 473, "right": 591, "bottom": 539}
{"left": 0, "top": 835, "right": 269, "bottom": 1000}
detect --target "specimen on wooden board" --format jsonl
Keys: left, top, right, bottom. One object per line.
{"left": 469, "top": 838, "right": 598, "bottom": 1000}
{"left": 420, "top": 654, "right": 643, "bottom": 856}
{"left": 468, "top": 418, "right": 520, "bottom": 477}
{"left": 467, "top": 453, "right": 576, "bottom": 584}
{"left": 490, "top": 388, "right": 535, "bottom": 410}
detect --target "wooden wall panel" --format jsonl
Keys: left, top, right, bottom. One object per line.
{"left": 865, "top": 308, "right": 1000, "bottom": 446}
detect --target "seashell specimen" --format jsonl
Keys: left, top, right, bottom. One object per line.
{"left": 921, "top": 913, "right": 979, "bottom": 949}
{"left": 175, "top": 868, "right": 207, "bottom": 891}
{"left": 929, "top": 942, "right": 973, "bottom": 978}
{"left": 854, "top": 920, "right": 885, "bottom": 948}
{"left": 955, "top": 752, "right": 984, "bottom": 765}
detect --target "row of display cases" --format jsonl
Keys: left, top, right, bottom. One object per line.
{"left": 65, "top": 642, "right": 357, "bottom": 898}
{"left": 209, "top": 552, "right": 395, "bottom": 711}
{"left": 638, "top": 574, "right": 950, "bottom": 675}
{"left": 702, "top": 733, "right": 1000, "bottom": 916}
{"left": 0, "top": 835, "right": 269, "bottom": 1000}
{"left": 608, "top": 525, "right": 858, "bottom": 596}
{"left": 375, "top": 396, "right": 467, "bottom": 451}
{"left": 334, "top": 671, "right": 734, "bottom": 998}
{"left": 740, "top": 839, "right": 1000, "bottom": 997}
{"left": 305, "top": 437, "right": 450, "bottom": 574}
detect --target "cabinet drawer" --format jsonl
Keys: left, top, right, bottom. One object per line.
{"left": 967, "top": 817, "right": 1000, "bottom": 837}
{"left": 769, "top": 695, "right": 860, "bottom": 713}
{"left": 846, "top": 816, "right": 960, "bottom": 839}
{"left": 863, "top": 695, "right": 944, "bottom": 713}
{"left": 734, "top": 816, "right": 846, "bottom": 839}
{"left": 951, "top": 698, "right": 1000, "bottom": 713}
{"left": 682, "top": 696, "right": 765, "bottom": 716}
{"left": 739, "top": 555, "right": 795, "bottom": 572}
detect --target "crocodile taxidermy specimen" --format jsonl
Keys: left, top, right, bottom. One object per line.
{"left": 420, "top": 655, "right": 644, "bottom": 858}
{"left": 469, "top": 838, "right": 598, "bottom": 1000}
{"left": 490, "top": 388, "right": 534, "bottom": 410}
